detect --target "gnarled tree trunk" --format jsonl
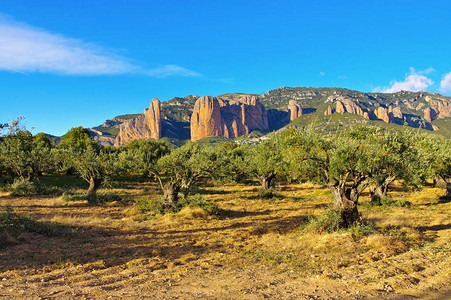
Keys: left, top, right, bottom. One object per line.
{"left": 369, "top": 177, "right": 393, "bottom": 204}
{"left": 87, "top": 176, "right": 102, "bottom": 196}
{"left": 163, "top": 181, "right": 180, "bottom": 204}
{"left": 444, "top": 178, "right": 451, "bottom": 198}
{"left": 329, "top": 185, "right": 360, "bottom": 228}
{"left": 257, "top": 173, "right": 275, "bottom": 190}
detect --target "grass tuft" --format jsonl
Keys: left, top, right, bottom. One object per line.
{"left": 133, "top": 194, "right": 218, "bottom": 217}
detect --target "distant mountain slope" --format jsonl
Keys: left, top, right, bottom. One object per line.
{"left": 85, "top": 86, "right": 451, "bottom": 146}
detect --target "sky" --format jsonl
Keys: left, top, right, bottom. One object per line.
{"left": 1, "top": 0, "right": 451, "bottom": 136}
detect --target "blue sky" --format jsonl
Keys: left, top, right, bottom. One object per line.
{"left": 1, "top": 0, "right": 451, "bottom": 136}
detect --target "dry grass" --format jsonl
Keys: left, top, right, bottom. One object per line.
{"left": 0, "top": 180, "right": 449, "bottom": 299}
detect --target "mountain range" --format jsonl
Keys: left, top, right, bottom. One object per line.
{"left": 84, "top": 87, "right": 451, "bottom": 146}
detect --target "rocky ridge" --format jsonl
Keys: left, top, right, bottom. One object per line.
{"left": 87, "top": 87, "right": 451, "bottom": 145}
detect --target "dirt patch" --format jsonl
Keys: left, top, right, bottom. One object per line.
{"left": 0, "top": 182, "right": 450, "bottom": 299}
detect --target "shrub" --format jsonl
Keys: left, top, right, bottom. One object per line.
{"left": 9, "top": 179, "right": 38, "bottom": 196}
{"left": 9, "top": 179, "right": 63, "bottom": 196}
{"left": 134, "top": 194, "right": 218, "bottom": 216}
{"left": 135, "top": 196, "right": 178, "bottom": 215}
{"left": 257, "top": 187, "right": 277, "bottom": 199}
{"left": 180, "top": 194, "right": 219, "bottom": 215}
{"left": 302, "top": 207, "right": 342, "bottom": 233}
{"left": 380, "top": 196, "right": 412, "bottom": 207}
{"left": 302, "top": 206, "right": 375, "bottom": 236}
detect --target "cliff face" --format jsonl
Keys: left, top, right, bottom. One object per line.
{"left": 190, "top": 96, "right": 224, "bottom": 142}
{"left": 88, "top": 87, "right": 451, "bottom": 146}
{"left": 190, "top": 95, "right": 269, "bottom": 141}
{"left": 322, "top": 95, "right": 444, "bottom": 130}
{"left": 288, "top": 100, "right": 303, "bottom": 121}
{"left": 114, "top": 98, "right": 162, "bottom": 146}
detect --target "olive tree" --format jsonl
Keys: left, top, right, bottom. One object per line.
{"left": 240, "top": 138, "right": 287, "bottom": 190}
{"left": 282, "top": 129, "right": 372, "bottom": 227}
{"left": 117, "top": 139, "right": 171, "bottom": 177}
{"left": 57, "top": 127, "right": 118, "bottom": 196}
{"left": 348, "top": 127, "right": 424, "bottom": 204}
{"left": 418, "top": 135, "right": 451, "bottom": 198}
{"left": 152, "top": 143, "right": 215, "bottom": 204}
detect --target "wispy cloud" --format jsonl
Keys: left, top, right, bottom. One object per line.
{"left": 439, "top": 72, "right": 451, "bottom": 94}
{"left": 0, "top": 15, "right": 199, "bottom": 77}
{"left": 143, "top": 65, "right": 201, "bottom": 78}
{"left": 374, "top": 68, "right": 434, "bottom": 93}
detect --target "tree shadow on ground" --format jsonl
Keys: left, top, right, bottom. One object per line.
{"left": 217, "top": 209, "right": 271, "bottom": 219}
{"left": 418, "top": 223, "right": 451, "bottom": 232}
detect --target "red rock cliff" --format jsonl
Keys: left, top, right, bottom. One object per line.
{"left": 115, "top": 98, "right": 161, "bottom": 146}
{"left": 190, "top": 95, "right": 269, "bottom": 141}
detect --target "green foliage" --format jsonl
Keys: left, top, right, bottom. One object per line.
{"left": 302, "top": 207, "right": 342, "bottom": 233}
{"left": 257, "top": 187, "right": 279, "bottom": 199}
{"left": 180, "top": 194, "right": 219, "bottom": 215}
{"left": 347, "top": 222, "right": 376, "bottom": 237}
{"left": 56, "top": 127, "right": 120, "bottom": 195}
{"left": 118, "top": 139, "right": 171, "bottom": 176}
{"left": 0, "top": 119, "right": 55, "bottom": 181}
{"left": 154, "top": 142, "right": 229, "bottom": 201}
{"left": 9, "top": 179, "right": 37, "bottom": 196}
{"left": 302, "top": 206, "right": 375, "bottom": 236}
{"left": 0, "top": 130, "right": 52, "bottom": 180}
{"left": 58, "top": 127, "right": 93, "bottom": 151}
{"left": 239, "top": 138, "right": 287, "bottom": 189}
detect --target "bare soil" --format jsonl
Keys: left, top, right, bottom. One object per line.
{"left": 0, "top": 182, "right": 450, "bottom": 299}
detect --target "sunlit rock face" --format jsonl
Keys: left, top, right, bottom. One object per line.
{"left": 115, "top": 98, "right": 161, "bottom": 146}
{"left": 190, "top": 95, "right": 269, "bottom": 141}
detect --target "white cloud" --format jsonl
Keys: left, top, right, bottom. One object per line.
{"left": 143, "top": 65, "right": 201, "bottom": 78}
{"left": 374, "top": 68, "right": 434, "bottom": 93}
{"left": 319, "top": 71, "right": 325, "bottom": 76}
{"left": 0, "top": 16, "right": 199, "bottom": 77}
{"left": 439, "top": 72, "right": 451, "bottom": 94}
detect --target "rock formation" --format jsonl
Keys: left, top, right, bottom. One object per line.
{"left": 190, "top": 95, "right": 269, "bottom": 141}
{"left": 115, "top": 98, "right": 162, "bottom": 146}
{"left": 332, "top": 97, "right": 365, "bottom": 116}
{"left": 426, "top": 96, "right": 451, "bottom": 119}
{"left": 324, "top": 105, "right": 333, "bottom": 116}
{"left": 288, "top": 100, "right": 303, "bottom": 121}
{"left": 392, "top": 106, "right": 403, "bottom": 119}
{"left": 374, "top": 107, "right": 392, "bottom": 124}
{"left": 336, "top": 101, "right": 346, "bottom": 114}
{"left": 424, "top": 107, "right": 437, "bottom": 123}
{"left": 190, "top": 96, "right": 224, "bottom": 142}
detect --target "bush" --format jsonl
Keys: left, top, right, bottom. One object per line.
{"left": 9, "top": 179, "right": 63, "bottom": 197}
{"left": 180, "top": 194, "right": 219, "bottom": 215}
{"left": 9, "top": 179, "right": 37, "bottom": 196}
{"left": 0, "top": 207, "right": 60, "bottom": 247}
{"left": 134, "top": 194, "right": 218, "bottom": 216}
{"left": 380, "top": 196, "right": 412, "bottom": 207}
{"left": 135, "top": 196, "right": 178, "bottom": 215}
{"left": 62, "top": 191, "right": 121, "bottom": 205}
{"left": 257, "top": 187, "right": 278, "bottom": 199}
{"left": 301, "top": 206, "right": 375, "bottom": 236}
{"left": 302, "top": 207, "right": 342, "bottom": 233}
